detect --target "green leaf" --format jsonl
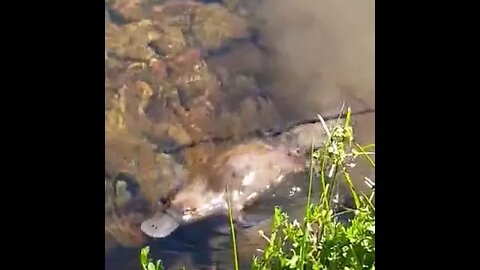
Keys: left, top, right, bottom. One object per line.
{"left": 147, "top": 262, "right": 156, "bottom": 270}
{"left": 156, "top": 260, "right": 164, "bottom": 270}
{"left": 140, "top": 246, "right": 149, "bottom": 268}
{"left": 286, "top": 254, "right": 299, "bottom": 269}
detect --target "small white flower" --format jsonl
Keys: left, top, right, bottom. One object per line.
{"left": 258, "top": 230, "right": 271, "bottom": 243}
{"left": 333, "top": 193, "right": 340, "bottom": 204}
{"left": 332, "top": 143, "right": 338, "bottom": 154}
{"left": 328, "top": 165, "right": 336, "bottom": 177}
{"left": 365, "top": 177, "right": 375, "bottom": 189}
{"left": 292, "top": 219, "right": 300, "bottom": 227}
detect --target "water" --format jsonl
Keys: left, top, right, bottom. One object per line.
{"left": 105, "top": 0, "right": 375, "bottom": 269}
{"left": 106, "top": 173, "right": 316, "bottom": 270}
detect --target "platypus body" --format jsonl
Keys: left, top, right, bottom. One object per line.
{"left": 141, "top": 119, "right": 343, "bottom": 238}
{"left": 141, "top": 139, "right": 308, "bottom": 238}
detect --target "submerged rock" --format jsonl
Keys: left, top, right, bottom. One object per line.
{"left": 108, "top": 0, "right": 150, "bottom": 22}
{"left": 151, "top": 0, "right": 199, "bottom": 31}
{"left": 192, "top": 3, "right": 250, "bottom": 50}
{"left": 149, "top": 25, "right": 187, "bottom": 57}
{"left": 105, "top": 20, "right": 159, "bottom": 62}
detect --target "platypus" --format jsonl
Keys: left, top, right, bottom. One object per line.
{"left": 140, "top": 116, "right": 354, "bottom": 238}
{"left": 141, "top": 140, "right": 308, "bottom": 238}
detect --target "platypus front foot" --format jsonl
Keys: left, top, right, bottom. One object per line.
{"left": 214, "top": 215, "right": 255, "bottom": 235}
{"left": 214, "top": 211, "right": 258, "bottom": 235}
{"left": 234, "top": 212, "right": 256, "bottom": 228}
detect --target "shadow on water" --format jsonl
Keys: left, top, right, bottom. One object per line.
{"left": 151, "top": 216, "right": 236, "bottom": 268}
{"left": 105, "top": 172, "right": 318, "bottom": 270}
{"left": 106, "top": 215, "right": 230, "bottom": 269}
{"left": 105, "top": 213, "right": 259, "bottom": 269}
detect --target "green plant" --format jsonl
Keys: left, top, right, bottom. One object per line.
{"left": 227, "top": 186, "right": 240, "bottom": 270}
{"left": 251, "top": 108, "right": 375, "bottom": 270}
{"left": 140, "top": 246, "right": 165, "bottom": 270}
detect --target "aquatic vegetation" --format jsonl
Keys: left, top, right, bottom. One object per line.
{"left": 192, "top": 3, "right": 250, "bottom": 50}
{"left": 136, "top": 80, "right": 154, "bottom": 116}
{"left": 105, "top": 86, "right": 127, "bottom": 137}
{"left": 136, "top": 145, "right": 179, "bottom": 206}
{"left": 149, "top": 58, "right": 168, "bottom": 81}
{"left": 105, "top": 176, "right": 148, "bottom": 249}
{"left": 106, "top": 214, "right": 147, "bottom": 248}
{"left": 105, "top": 20, "right": 159, "bottom": 62}
{"left": 105, "top": 1, "right": 268, "bottom": 198}
{"left": 108, "top": 0, "right": 147, "bottom": 22}
{"left": 105, "top": 179, "right": 133, "bottom": 215}
{"left": 151, "top": 0, "right": 199, "bottom": 32}
{"left": 168, "top": 49, "right": 220, "bottom": 98}
{"left": 149, "top": 25, "right": 187, "bottom": 57}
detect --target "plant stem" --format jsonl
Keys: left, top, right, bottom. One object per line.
{"left": 227, "top": 188, "right": 239, "bottom": 270}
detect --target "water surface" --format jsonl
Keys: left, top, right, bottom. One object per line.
{"left": 105, "top": 0, "right": 375, "bottom": 269}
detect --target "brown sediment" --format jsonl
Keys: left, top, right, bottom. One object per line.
{"left": 105, "top": 214, "right": 147, "bottom": 247}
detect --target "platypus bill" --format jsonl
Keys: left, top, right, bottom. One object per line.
{"left": 140, "top": 204, "right": 184, "bottom": 238}
{"left": 140, "top": 141, "right": 307, "bottom": 239}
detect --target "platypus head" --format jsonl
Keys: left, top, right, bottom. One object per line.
{"left": 140, "top": 178, "right": 229, "bottom": 238}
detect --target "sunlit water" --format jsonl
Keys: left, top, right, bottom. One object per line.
{"left": 105, "top": 0, "right": 374, "bottom": 269}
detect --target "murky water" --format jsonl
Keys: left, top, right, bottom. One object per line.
{"left": 105, "top": 0, "right": 374, "bottom": 269}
